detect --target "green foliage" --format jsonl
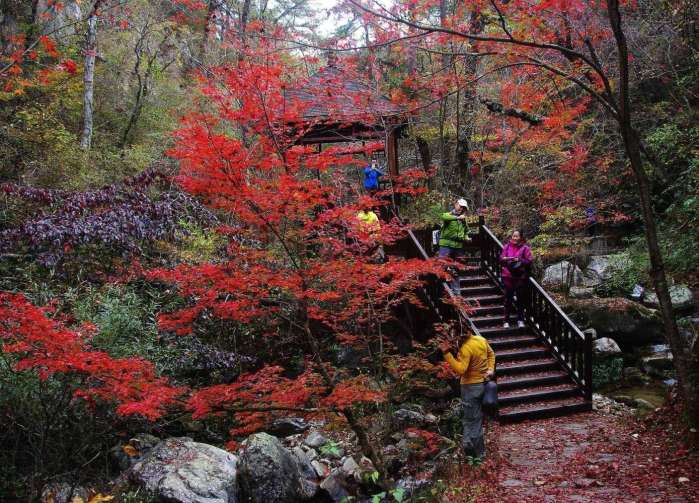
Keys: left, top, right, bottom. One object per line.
{"left": 592, "top": 357, "right": 624, "bottom": 388}
{"left": 69, "top": 285, "right": 179, "bottom": 371}
{"left": 319, "top": 440, "right": 343, "bottom": 458}
{"left": 400, "top": 190, "right": 450, "bottom": 228}
{"left": 594, "top": 249, "right": 649, "bottom": 297}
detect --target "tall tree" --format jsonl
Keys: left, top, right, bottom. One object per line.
{"left": 79, "top": 0, "right": 104, "bottom": 150}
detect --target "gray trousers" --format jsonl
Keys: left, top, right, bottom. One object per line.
{"left": 461, "top": 383, "right": 486, "bottom": 459}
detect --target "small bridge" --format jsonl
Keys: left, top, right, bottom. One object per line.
{"left": 398, "top": 216, "right": 593, "bottom": 421}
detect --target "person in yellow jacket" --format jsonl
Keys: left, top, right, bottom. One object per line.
{"left": 357, "top": 207, "right": 384, "bottom": 262}
{"left": 439, "top": 332, "right": 495, "bottom": 459}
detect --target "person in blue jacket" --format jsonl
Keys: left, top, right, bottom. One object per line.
{"left": 363, "top": 158, "right": 385, "bottom": 194}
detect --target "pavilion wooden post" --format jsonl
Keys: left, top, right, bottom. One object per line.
{"left": 386, "top": 127, "right": 399, "bottom": 178}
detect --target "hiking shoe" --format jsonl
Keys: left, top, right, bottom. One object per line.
{"left": 518, "top": 320, "right": 525, "bottom": 328}
{"left": 503, "top": 322, "right": 510, "bottom": 328}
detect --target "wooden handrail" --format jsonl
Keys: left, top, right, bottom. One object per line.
{"left": 478, "top": 216, "right": 593, "bottom": 401}
{"left": 404, "top": 229, "right": 482, "bottom": 338}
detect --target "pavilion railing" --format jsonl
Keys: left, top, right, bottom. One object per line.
{"left": 477, "top": 216, "right": 593, "bottom": 401}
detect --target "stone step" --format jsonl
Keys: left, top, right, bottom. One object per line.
{"left": 498, "top": 383, "right": 582, "bottom": 406}
{"left": 498, "top": 397, "right": 592, "bottom": 422}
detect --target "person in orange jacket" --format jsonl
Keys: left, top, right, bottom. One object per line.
{"left": 439, "top": 331, "right": 495, "bottom": 459}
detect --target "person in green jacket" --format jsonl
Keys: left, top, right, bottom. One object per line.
{"left": 438, "top": 198, "right": 470, "bottom": 260}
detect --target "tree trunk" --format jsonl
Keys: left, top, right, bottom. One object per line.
{"left": 453, "top": 13, "right": 482, "bottom": 195}
{"left": 79, "top": 1, "right": 101, "bottom": 151}
{"left": 607, "top": 0, "right": 698, "bottom": 424}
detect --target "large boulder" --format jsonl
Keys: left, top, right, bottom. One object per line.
{"left": 542, "top": 261, "right": 584, "bottom": 288}
{"left": 238, "top": 432, "right": 317, "bottom": 503}
{"left": 128, "top": 437, "right": 238, "bottom": 503}
{"left": 585, "top": 255, "right": 619, "bottom": 283}
{"left": 267, "top": 417, "right": 310, "bottom": 437}
{"left": 593, "top": 337, "right": 622, "bottom": 356}
{"left": 643, "top": 285, "right": 695, "bottom": 311}
{"left": 564, "top": 297, "right": 664, "bottom": 346}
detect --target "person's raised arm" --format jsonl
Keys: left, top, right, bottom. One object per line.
{"left": 444, "top": 343, "right": 471, "bottom": 376}
{"left": 441, "top": 211, "right": 457, "bottom": 222}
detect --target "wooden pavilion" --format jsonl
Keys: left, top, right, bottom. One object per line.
{"left": 284, "top": 54, "right": 407, "bottom": 178}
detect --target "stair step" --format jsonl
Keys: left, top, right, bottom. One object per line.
{"left": 488, "top": 335, "right": 540, "bottom": 349}
{"left": 496, "top": 346, "right": 549, "bottom": 361}
{"left": 497, "top": 358, "right": 560, "bottom": 376}
{"left": 479, "top": 325, "right": 528, "bottom": 337}
{"left": 498, "top": 383, "right": 581, "bottom": 406}
{"left": 498, "top": 397, "right": 592, "bottom": 422}
{"left": 461, "top": 294, "right": 503, "bottom": 305}
{"left": 472, "top": 314, "right": 506, "bottom": 327}
{"left": 460, "top": 285, "right": 500, "bottom": 296}
{"left": 459, "top": 266, "right": 485, "bottom": 276}
{"left": 470, "top": 305, "right": 504, "bottom": 316}
{"left": 497, "top": 371, "right": 569, "bottom": 391}
{"left": 459, "top": 275, "right": 491, "bottom": 286}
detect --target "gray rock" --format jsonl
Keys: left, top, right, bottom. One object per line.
{"left": 268, "top": 417, "right": 310, "bottom": 437}
{"left": 128, "top": 437, "right": 238, "bottom": 503}
{"left": 341, "top": 456, "right": 359, "bottom": 477}
{"left": 311, "top": 460, "right": 330, "bottom": 478}
{"left": 593, "top": 337, "right": 622, "bottom": 356}
{"left": 41, "top": 483, "right": 88, "bottom": 503}
{"left": 570, "top": 286, "right": 595, "bottom": 299}
{"left": 319, "top": 469, "right": 349, "bottom": 502}
{"left": 304, "top": 431, "right": 328, "bottom": 448}
{"left": 586, "top": 255, "right": 617, "bottom": 282}
{"left": 644, "top": 285, "right": 695, "bottom": 311}
{"left": 565, "top": 297, "right": 664, "bottom": 346}
{"left": 393, "top": 408, "right": 436, "bottom": 428}
{"left": 542, "top": 261, "right": 585, "bottom": 288}
{"left": 292, "top": 446, "right": 318, "bottom": 482}
{"left": 239, "top": 433, "right": 317, "bottom": 503}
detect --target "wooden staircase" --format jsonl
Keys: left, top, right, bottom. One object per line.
{"left": 396, "top": 217, "right": 593, "bottom": 421}
{"left": 457, "top": 258, "right": 592, "bottom": 421}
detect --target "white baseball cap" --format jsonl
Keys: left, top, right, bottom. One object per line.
{"left": 457, "top": 198, "right": 469, "bottom": 209}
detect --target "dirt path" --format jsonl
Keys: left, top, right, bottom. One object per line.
{"left": 479, "top": 410, "right": 698, "bottom": 503}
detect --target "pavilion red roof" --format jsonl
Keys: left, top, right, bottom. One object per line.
{"left": 285, "top": 63, "right": 405, "bottom": 123}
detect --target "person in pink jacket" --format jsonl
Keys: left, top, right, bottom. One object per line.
{"left": 500, "top": 230, "right": 533, "bottom": 328}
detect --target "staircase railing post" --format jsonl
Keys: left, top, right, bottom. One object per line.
{"left": 584, "top": 328, "right": 593, "bottom": 401}
{"left": 478, "top": 215, "right": 486, "bottom": 268}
